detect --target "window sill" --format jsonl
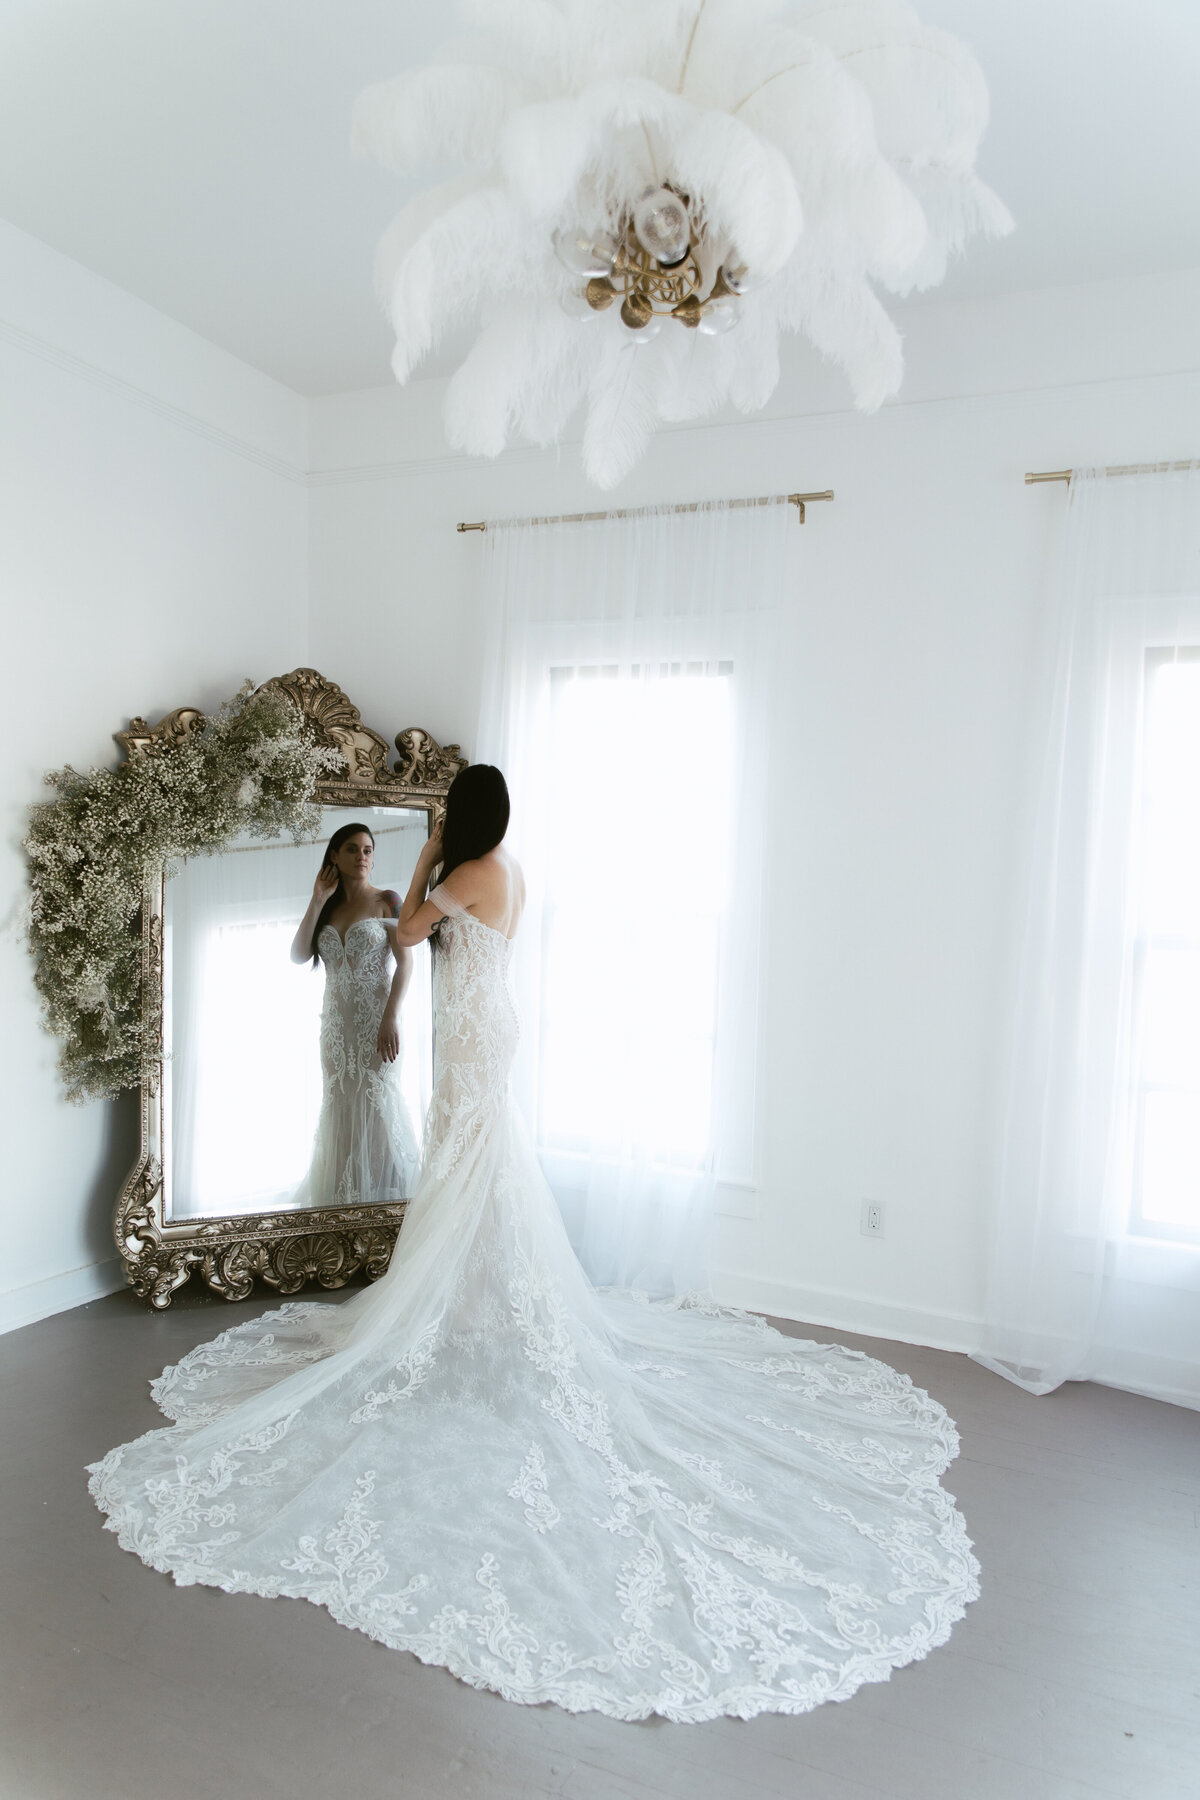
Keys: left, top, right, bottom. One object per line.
{"left": 1107, "top": 1232, "right": 1200, "bottom": 1292}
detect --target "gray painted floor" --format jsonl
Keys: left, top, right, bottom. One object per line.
{"left": 1, "top": 1287, "right": 1197, "bottom": 1800}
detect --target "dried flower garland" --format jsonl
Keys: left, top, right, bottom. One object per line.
{"left": 24, "top": 681, "right": 341, "bottom": 1103}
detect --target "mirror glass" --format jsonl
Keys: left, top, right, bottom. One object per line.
{"left": 162, "top": 805, "right": 431, "bottom": 1222}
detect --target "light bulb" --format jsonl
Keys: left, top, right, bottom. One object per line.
{"left": 631, "top": 186, "right": 691, "bottom": 267}
{"left": 697, "top": 297, "right": 742, "bottom": 336}
{"left": 628, "top": 315, "right": 663, "bottom": 343}
{"left": 720, "top": 262, "right": 763, "bottom": 295}
{"left": 552, "top": 228, "right": 617, "bottom": 279}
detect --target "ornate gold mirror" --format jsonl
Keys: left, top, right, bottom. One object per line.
{"left": 115, "top": 669, "right": 466, "bottom": 1307}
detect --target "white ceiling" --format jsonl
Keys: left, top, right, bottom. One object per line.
{"left": 0, "top": 0, "right": 1198, "bottom": 396}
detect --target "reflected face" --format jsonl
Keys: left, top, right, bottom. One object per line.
{"left": 330, "top": 832, "right": 374, "bottom": 882}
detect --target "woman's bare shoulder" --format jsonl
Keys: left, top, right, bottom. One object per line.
{"left": 440, "top": 853, "right": 503, "bottom": 899}
{"left": 441, "top": 850, "right": 522, "bottom": 927}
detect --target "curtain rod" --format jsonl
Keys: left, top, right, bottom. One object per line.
{"left": 1025, "top": 461, "right": 1197, "bottom": 485}
{"left": 455, "top": 490, "right": 834, "bottom": 532}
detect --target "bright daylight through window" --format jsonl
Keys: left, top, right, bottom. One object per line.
{"left": 185, "top": 917, "right": 324, "bottom": 1211}
{"left": 1133, "top": 649, "right": 1200, "bottom": 1240}
{"left": 537, "top": 663, "right": 733, "bottom": 1173}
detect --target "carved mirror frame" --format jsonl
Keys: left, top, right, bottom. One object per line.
{"left": 114, "top": 668, "right": 467, "bottom": 1308}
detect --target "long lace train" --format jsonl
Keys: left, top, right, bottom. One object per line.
{"left": 88, "top": 894, "right": 979, "bottom": 1722}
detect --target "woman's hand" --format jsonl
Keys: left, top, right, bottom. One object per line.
{"left": 312, "top": 863, "right": 339, "bottom": 905}
{"left": 377, "top": 1006, "right": 400, "bottom": 1064}
{"left": 419, "top": 819, "right": 444, "bottom": 867}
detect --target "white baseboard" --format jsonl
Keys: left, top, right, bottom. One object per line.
{"left": 713, "top": 1269, "right": 1200, "bottom": 1412}
{"left": 711, "top": 1269, "right": 982, "bottom": 1356}
{"left": 0, "top": 1258, "right": 127, "bottom": 1336}
{"left": 2, "top": 1257, "right": 1196, "bottom": 1412}
{"left": 1090, "top": 1346, "right": 1200, "bottom": 1412}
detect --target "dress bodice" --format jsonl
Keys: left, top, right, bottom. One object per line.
{"left": 312, "top": 917, "right": 399, "bottom": 1095}
{"left": 291, "top": 913, "right": 419, "bottom": 1205}
{"left": 424, "top": 885, "right": 519, "bottom": 1177}
{"left": 318, "top": 915, "right": 392, "bottom": 981}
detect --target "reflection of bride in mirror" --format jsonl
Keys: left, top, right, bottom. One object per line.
{"left": 287, "top": 821, "right": 421, "bottom": 1207}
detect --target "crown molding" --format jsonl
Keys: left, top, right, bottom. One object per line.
{"left": 0, "top": 313, "right": 307, "bottom": 484}
{"left": 8, "top": 301, "right": 1197, "bottom": 496}
{"left": 307, "top": 442, "right": 551, "bottom": 487}
{"left": 306, "top": 364, "right": 1200, "bottom": 491}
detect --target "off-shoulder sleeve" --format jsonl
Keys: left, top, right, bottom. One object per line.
{"left": 428, "top": 882, "right": 470, "bottom": 921}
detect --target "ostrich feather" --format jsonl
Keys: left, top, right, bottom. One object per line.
{"left": 582, "top": 333, "right": 666, "bottom": 488}
{"left": 780, "top": 261, "right": 905, "bottom": 411}
{"left": 889, "top": 168, "right": 1014, "bottom": 292}
{"left": 372, "top": 175, "right": 486, "bottom": 305}
{"left": 653, "top": 300, "right": 781, "bottom": 423}
{"left": 671, "top": 112, "right": 803, "bottom": 278}
{"left": 445, "top": 301, "right": 591, "bottom": 456}
{"left": 356, "top": 0, "right": 1012, "bottom": 487}
{"left": 723, "top": 34, "right": 878, "bottom": 168}
{"left": 500, "top": 80, "right": 692, "bottom": 220}
{"left": 383, "top": 187, "right": 539, "bottom": 381}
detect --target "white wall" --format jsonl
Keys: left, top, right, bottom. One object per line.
{"left": 7, "top": 226, "right": 1199, "bottom": 1401}
{"left": 0, "top": 222, "right": 309, "bottom": 1330}
{"left": 308, "top": 267, "right": 1200, "bottom": 1389}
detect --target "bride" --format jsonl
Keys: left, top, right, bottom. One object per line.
{"left": 286, "top": 820, "right": 420, "bottom": 1209}
{"left": 89, "top": 766, "right": 979, "bottom": 1723}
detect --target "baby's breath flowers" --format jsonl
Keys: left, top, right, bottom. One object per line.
{"left": 24, "top": 681, "right": 340, "bottom": 1102}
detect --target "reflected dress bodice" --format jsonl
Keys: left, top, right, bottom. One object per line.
{"left": 88, "top": 887, "right": 978, "bottom": 1723}
{"left": 293, "top": 918, "right": 419, "bottom": 1208}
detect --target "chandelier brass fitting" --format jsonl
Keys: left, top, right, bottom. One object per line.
{"left": 557, "top": 186, "right": 746, "bottom": 337}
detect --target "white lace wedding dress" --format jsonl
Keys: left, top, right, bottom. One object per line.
{"left": 89, "top": 888, "right": 979, "bottom": 1723}
{"left": 290, "top": 919, "right": 420, "bottom": 1209}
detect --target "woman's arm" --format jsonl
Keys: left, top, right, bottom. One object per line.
{"left": 393, "top": 821, "right": 449, "bottom": 947}
{"left": 291, "top": 865, "right": 338, "bottom": 963}
{"left": 376, "top": 944, "right": 413, "bottom": 1062}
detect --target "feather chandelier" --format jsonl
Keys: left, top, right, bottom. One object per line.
{"left": 354, "top": 0, "right": 1012, "bottom": 489}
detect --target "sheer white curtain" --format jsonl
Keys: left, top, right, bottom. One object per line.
{"left": 976, "top": 463, "right": 1200, "bottom": 1403}
{"left": 168, "top": 831, "right": 326, "bottom": 1218}
{"left": 477, "top": 500, "right": 790, "bottom": 1295}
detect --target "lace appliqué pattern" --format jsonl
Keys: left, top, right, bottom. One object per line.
{"left": 88, "top": 903, "right": 980, "bottom": 1723}
{"left": 507, "top": 1444, "right": 562, "bottom": 1534}
{"left": 295, "top": 918, "right": 421, "bottom": 1208}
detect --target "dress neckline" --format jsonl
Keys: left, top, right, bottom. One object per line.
{"left": 323, "top": 915, "right": 388, "bottom": 951}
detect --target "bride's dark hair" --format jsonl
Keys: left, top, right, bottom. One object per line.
{"left": 436, "top": 765, "right": 509, "bottom": 890}
{"left": 311, "top": 821, "right": 374, "bottom": 966}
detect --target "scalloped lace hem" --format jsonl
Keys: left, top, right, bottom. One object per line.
{"left": 87, "top": 1453, "right": 980, "bottom": 1724}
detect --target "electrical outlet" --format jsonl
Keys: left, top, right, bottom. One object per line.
{"left": 860, "top": 1200, "right": 885, "bottom": 1238}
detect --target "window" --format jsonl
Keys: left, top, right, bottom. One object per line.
{"left": 186, "top": 913, "right": 325, "bottom": 1213}
{"left": 536, "top": 661, "right": 734, "bottom": 1172}
{"left": 1131, "top": 649, "right": 1200, "bottom": 1241}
